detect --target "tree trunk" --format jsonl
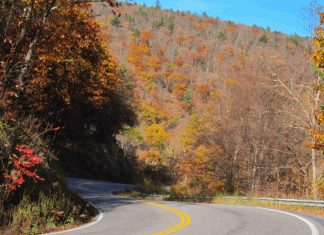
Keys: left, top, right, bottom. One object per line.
{"left": 311, "top": 148, "right": 317, "bottom": 199}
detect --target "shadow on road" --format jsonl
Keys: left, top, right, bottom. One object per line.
{"left": 67, "top": 178, "right": 138, "bottom": 213}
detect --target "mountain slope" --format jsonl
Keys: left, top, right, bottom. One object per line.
{"left": 94, "top": 2, "right": 323, "bottom": 198}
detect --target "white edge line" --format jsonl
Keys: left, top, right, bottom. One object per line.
{"left": 41, "top": 202, "right": 104, "bottom": 235}
{"left": 257, "top": 207, "right": 320, "bottom": 235}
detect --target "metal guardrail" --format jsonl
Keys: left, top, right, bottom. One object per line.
{"left": 137, "top": 193, "right": 324, "bottom": 207}
{"left": 226, "top": 196, "right": 324, "bottom": 207}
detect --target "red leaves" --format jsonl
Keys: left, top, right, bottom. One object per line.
{"left": 4, "top": 144, "right": 44, "bottom": 191}
{"left": 16, "top": 175, "right": 25, "bottom": 185}
{"left": 52, "top": 127, "right": 61, "bottom": 131}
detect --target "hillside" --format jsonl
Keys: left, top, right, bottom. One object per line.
{"left": 0, "top": 1, "right": 323, "bottom": 234}
{"left": 94, "top": 2, "right": 323, "bottom": 198}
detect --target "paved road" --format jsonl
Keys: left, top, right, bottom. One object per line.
{"left": 49, "top": 178, "right": 324, "bottom": 235}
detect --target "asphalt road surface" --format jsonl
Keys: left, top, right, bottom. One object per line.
{"left": 46, "top": 178, "right": 324, "bottom": 235}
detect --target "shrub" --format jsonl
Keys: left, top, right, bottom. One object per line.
{"left": 10, "top": 191, "right": 92, "bottom": 234}
{"left": 110, "top": 16, "right": 121, "bottom": 27}
{"left": 259, "top": 33, "right": 268, "bottom": 43}
{"left": 218, "top": 31, "right": 228, "bottom": 41}
{"left": 287, "top": 35, "right": 301, "bottom": 46}
{"left": 152, "top": 17, "right": 164, "bottom": 29}
{"left": 183, "top": 89, "right": 192, "bottom": 103}
{"left": 167, "top": 16, "right": 175, "bottom": 33}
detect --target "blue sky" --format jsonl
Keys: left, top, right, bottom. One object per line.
{"left": 126, "top": 0, "right": 324, "bottom": 37}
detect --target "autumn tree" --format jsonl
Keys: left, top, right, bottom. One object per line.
{"left": 307, "top": 9, "right": 324, "bottom": 197}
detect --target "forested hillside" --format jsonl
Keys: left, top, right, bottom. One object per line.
{"left": 0, "top": 0, "right": 323, "bottom": 233}
{"left": 94, "top": 2, "right": 324, "bottom": 198}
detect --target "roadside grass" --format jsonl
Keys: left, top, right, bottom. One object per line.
{"left": 117, "top": 191, "right": 324, "bottom": 217}
{"left": 211, "top": 197, "right": 324, "bottom": 217}
{"left": 0, "top": 189, "right": 95, "bottom": 235}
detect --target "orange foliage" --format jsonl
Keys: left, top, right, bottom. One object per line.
{"left": 167, "top": 72, "right": 184, "bottom": 82}
{"left": 174, "top": 57, "right": 185, "bottom": 67}
{"left": 196, "top": 83, "right": 210, "bottom": 99}
{"left": 128, "top": 43, "right": 150, "bottom": 68}
{"left": 138, "top": 150, "right": 162, "bottom": 165}
{"left": 147, "top": 56, "right": 162, "bottom": 72}
{"left": 224, "top": 23, "right": 238, "bottom": 33}
{"left": 140, "top": 31, "right": 154, "bottom": 44}
{"left": 251, "top": 26, "right": 259, "bottom": 35}
{"left": 203, "top": 18, "right": 219, "bottom": 25}
{"left": 193, "top": 22, "right": 205, "bottom": 31}
{"left": 286, "top": 41, "right": 296, "bottom": 51}
{"left": 176, "top": 35, "right": 195, "bottom": 45}
{"left": 28, "top": 4, "right": 121, "bottom": 112}
{"left": 173, "top": 83, "right": 187, "bottom": 100}
{"left": 196, "top": 43, "right": 208, "bottom": 60}
{"left": 222, "top": 44, "right": 235, "bottom": 56}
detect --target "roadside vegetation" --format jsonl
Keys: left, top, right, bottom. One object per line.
{"left": 0, "top": 0, "right": 134, "bottom": 234}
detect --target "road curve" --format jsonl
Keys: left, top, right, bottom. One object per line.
{"left": 46, "top": 178, "right": 324, "bottom": 235}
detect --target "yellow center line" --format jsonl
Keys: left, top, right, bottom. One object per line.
{"left": 144, "top": 201, "right": 191, "bottom": 235}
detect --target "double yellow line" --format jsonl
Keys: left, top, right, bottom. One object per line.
{"left": 144, "top": 201, "right": 191, "bottom": 235}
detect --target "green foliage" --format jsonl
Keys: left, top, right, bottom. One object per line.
{"left": 137, "top": 7, "right": 148, "bottom": 17}
{"left": 183, "top": 89, "right": 192, "bottom": 103}
{"left": 167, "top": 16, "right": 175, "bottom": 33}
{"left": 131, "top": 191, "right": 141, "bottom": 197}
{"left": 125, "top": 14, "right": 134, "bottom": 23}
{"left": 132, "top": 27, "right": 141, "bottom": 37}
{"left": 312, "top": 64, "right": 324, "bottom": 78}
{"left": 0, "top": 119, "right": 16, "bottom": 157}
{"left": 287, "top": 35, "right": 302, "bottom": 46}
{"left": 167, "top": 116, "right": 180, "bottom": 129}
{"left": 119, "top": 65, "right": 135, "bottom": 90}
{"left": 218, "top": 31, "right": 228, "bottom": 41}
{"left": 110, "top": 16, "right": 121, "bottom": 27}
{"left": 152, "top": 17, "right": 165, "bottom": 29}
{"left": 259, "top": 33, "right": 268, "bottom": 43}
{"left": 142, "top": 178, "right": 165, "bottom": 194}
{"left": 122, "top": 125, "right": 143, "bottom": 146}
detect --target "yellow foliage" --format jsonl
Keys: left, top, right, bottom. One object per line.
{"left": 138, "top": 150, "right": 162, "bottom": 166}
{"left": 147, "top": 56, "right": 162, "bottom": 71}
{"left": 312, "top": 26, "right": 324, "bottom": 69}
{"left": 144, "top": 124, "right": 170, "bottom": 150}
{"left": 167, "top": 72, "right": 184, "bottom": 82}
{"left": 308, "top": 10, "right": 324, "bottom": 152}
{"left": 139, "top": 103, "right": 169, "bottom": 124}
{"left": 181, "top": 113, "right": 203, "bottom": 149}
{"left": 225, "top": 78, "right": 237, "bottom": 87}
{"left": 208, "top": 181, "right": 225, "bottom": 194}
{"left": 194, "top": 145, "right": 208, "bottom": 164}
